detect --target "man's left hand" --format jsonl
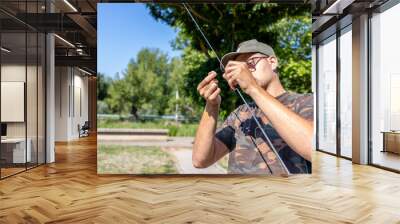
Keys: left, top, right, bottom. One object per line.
{"left": 223, "top": 61, "right": 258, "bottom": 95}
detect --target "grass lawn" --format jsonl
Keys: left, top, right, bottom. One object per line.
{"left": 97, "top": 144, "right": 178, "bottom": 174}
{"left": 98, "top": 119, "right": 198, "bottom": 137}
{"left": 217, "top": 155, "right": 229, "bottom": 171}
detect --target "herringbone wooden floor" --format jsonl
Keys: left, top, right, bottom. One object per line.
{"left": 1, "top": 135, "right": 400, "bottom": 224}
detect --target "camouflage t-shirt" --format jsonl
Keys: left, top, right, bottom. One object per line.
{"left": 215, "top": 91, "right": 313, "bottom": 175}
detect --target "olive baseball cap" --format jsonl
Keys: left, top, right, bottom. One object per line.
{"left": 220, "top": 39, "right": 275, "bottom": 70}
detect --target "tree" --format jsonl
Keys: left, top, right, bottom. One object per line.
{"left": 147, "top": 3, "right": 311, "bottom": 117}
{"left": 266, "top": 15, "right": 312, "bottom": 93}
{"left": 147, "top": 3, "right": 309, "bottom": 54}
{"left": 125, "top": 58, "right": 164, "bottom": 115}
{"left": 97, "top": 72, "right": 111, "bottom": 101}
{"left": 166, "top": 56, "right": 202, "bottom": 119}
{"left": 104, "top": 48, "right": 172, "bottom": 116}
{"left": 132, "top": 48, "right": 172, "bottom": 115}
{"left": 105, "top": 73, "right": 131, "bottom": 117}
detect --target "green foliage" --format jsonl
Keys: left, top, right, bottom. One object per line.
{"left": 101, "top": 4, "right": 312, "bottom": 120}
{"left": 147, "top": 3, "right": 312, "bottom": 116}
{"left": 165, "top": 56, "right": 201, "bottom": 119}
{"left": 97, "top": 72, "right": 111, "bottom": 101}
{"left": 181, "top": 49, "right": 239, "bottom": 117}
{"left": 166, "top": 123, "right": 198, "bottom": 137}
{"left": 97, "top": 118, "right": 198, "bottom": 137}
{"left": 147, "top": 4, "right": 309, "bottom": 54}
{"left": 167, "top": 125, "right": 178, "bottom": 136}
{"left": 279, "top": 58, "right": 311, "bottom": 93}
{"left": 265, "top": 15, "right": 312, "bottom": 93}
{"left": 104, "top": 48, "right": 175, "bottom": 116}
{"left": 105, "top": 73, "right": 132, "bottom": 117}
{"left": 126, "top": 48, "right": 169, "bottom": 115}
{"left": 97, "top": 100, "right": 111, "bottom": 114}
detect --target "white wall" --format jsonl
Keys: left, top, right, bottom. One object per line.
{"left": 1, "top": 64, "right": 26, "bottom": 81}
{"left": 1, "top": 63, "right": 46, "bottom": 164}
{"left": 55, "top": 67, "right": 89, "bottom": 141}
{"left": 55, "top": 66, "right": 69, "bottom": 141}
{"left": 1, "top": 82, "right": 25, "bottom": 122}
{"left": 1, "top": 65, "right": 27, "bottom": 138}
{"left": 1, "top": 65, "right": 26, "bottom": 126}
{"left": 72, "top": 72, "right": 89, "bottom": 137}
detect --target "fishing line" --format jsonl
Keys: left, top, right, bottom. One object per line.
{"left": 182, "top": 3, "right": 290, "bottom": 175}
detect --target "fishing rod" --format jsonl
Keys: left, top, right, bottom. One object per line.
{"left": 182, "top": 3, "right": 290, "bottom": 176}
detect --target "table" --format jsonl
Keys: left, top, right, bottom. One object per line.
{"left": 381, "top": 131, "right": 400, "bottom": 154}
{"left": 1, "top": 138, "right": 31, "bottom": 163}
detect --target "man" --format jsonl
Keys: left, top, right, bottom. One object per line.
{"left": 192, "top": 39, "right": 313, "bottom": 175}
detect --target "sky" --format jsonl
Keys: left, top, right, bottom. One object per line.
{"left": 97, "top": 3, "right": 181, "bottom": 78}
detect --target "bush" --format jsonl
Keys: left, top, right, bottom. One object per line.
{"left": 98, "top": 118, "right": 198, "bottom": 137}
{"left": 167, "top": 125, "right": 179, "bottom": 136}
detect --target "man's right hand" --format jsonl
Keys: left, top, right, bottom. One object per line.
{"left": 193, "top": 71, "right": 228, "bottom": 169}
{"left": 197, "top": 71, "right": 221, "bottom": 106}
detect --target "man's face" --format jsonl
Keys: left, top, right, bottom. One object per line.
{"left": 235, "top": 53, "right": 278, "bottom": 88}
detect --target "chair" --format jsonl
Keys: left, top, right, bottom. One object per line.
{"left": 79, "top": 121, "right": 90, "bottom": 138}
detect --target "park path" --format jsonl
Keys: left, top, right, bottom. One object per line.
{"left": 166, "top": 147, "right": 226, "bottom": 174}
{"left": 99, "top": 136, "right": 226, "bottom": 174}
{"left": 99, "top": 136, "right": 193, "bottom": 147}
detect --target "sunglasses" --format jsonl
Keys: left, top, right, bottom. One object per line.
{"left": 246, "top": 56, "right": 269, "bottom": 72}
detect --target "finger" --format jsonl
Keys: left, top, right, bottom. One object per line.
{"left": 226, "top": 61, "right": 241, "bottom": 69}
{"left": 227, "top": 78, "right": 237, "bottom": 90}
{"left": 204, "top": 82, "right": 218, "bottom": 98}
{"left": 226, "top": 60, "right": 240, "bottom": 67}
{"left": 200, "top": 82, "right": 215, "bottom": 97}
{"left": 224, "top": 70, "right": 238, "bottom": 86}
{"left": 227, "top": 60, "right": 248, "bottom": 68}
{"left": 197, "top": 72, "right": 216, "bottom": 92}
{"left": 225, "top": 71, "right": 234, "bottom": 79}
{"left": 224, "top": 64, "right": 240, "bottom": 74}
{"left": 197, "top": 71, "right": 217, "bottom": 91}
{"left": 199, "top": 84, "right": 208, "bottom": 96}
{"left": 199, "top": 78, "right": 218, "bottom": 96}
{"left": 223, "top": 71, "right": 235, "bottom": 82}
{"left": 208, "top": 70, "right": 217, "bottom": 78}
{"left": 224, "top": 63, "right": 234, "bottom": 72}
{"left": 208, "top": 87, "right": 221, "bottom": 100}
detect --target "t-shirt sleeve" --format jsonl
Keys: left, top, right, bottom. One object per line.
{"left": 296, "top": 94, "right": 314, "bottom": 121}
{"left": 215, "top": 109, "right": 239, "bottom": 152}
